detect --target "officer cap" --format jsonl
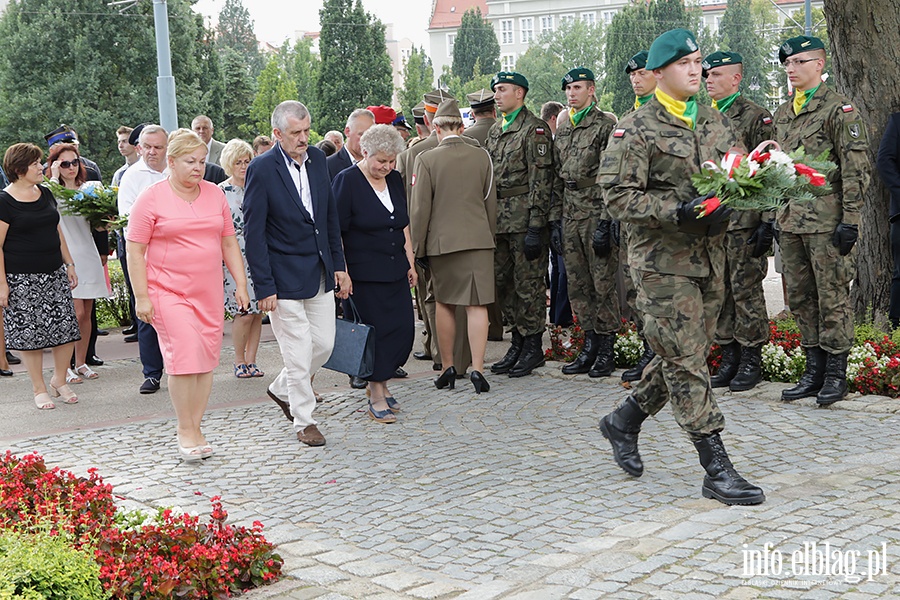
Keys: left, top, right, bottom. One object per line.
{"left": 366, "top": 105, "right": 397, "bottom": 125}
{"left": 423, "top": 89, "right": 455, "bottom": 111}
{"left": 128, "top": 123, "right": 148, "bottom": 146}
{"left": 624, "top": 51, "right": 649, "bottom": 74}
{"left": 45, "top": 124, "right": 77, "bottom": 147}
{"left": 411, "top": 102, "right": 426, "bottom": 125}
{"left": 646, "top": 29, "right": 700, "bottom": 71}
{"left": 434, "top": 99, "right": 460, "bottom": 119}
{"left": 561, "top": 67, "right": 595, "bottom": 90}
{"left": 701, "top": 51, "right": 743, "bottom": 78}
{"left": 491, "top": 71, "right": 529, "bottom": 92}
{"left": 392, "top": 114, "right": 412, "bottom": 130}
{"left": 778, "top": 35, "right": 825, "bottom": 64}
{"left": 466, "top": 88, "right": 495, "bottom": 111}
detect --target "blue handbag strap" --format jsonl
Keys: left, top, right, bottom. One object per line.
{"left": 344, "top": 296, "right": 363, "bottom": 324}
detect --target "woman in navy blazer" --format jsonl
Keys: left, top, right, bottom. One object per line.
{"left": 333, "top": 125, "right": 416, "bottom": 424}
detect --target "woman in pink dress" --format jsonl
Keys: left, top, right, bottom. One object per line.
{"left": 126, "top": 129, "right": 249, "bottom": 462}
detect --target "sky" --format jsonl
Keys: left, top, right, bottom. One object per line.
{"left": 193, "top": 0, "right": 433, "bottom": 49}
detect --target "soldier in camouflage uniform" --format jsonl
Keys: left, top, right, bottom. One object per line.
{"left": 485, "top": 72, "right": 556, "bottom": 378}
{"left": 619, "top": 50, "right": 658, "bottom": 383}
{"left": 553, "top": 67, "right": 621, "bottom": 377}
{"left": 596, "top": 29, "right": 765, "bottom": 506}
{"left": 703, "top": 51, "right": 776, "bottom": 393}
{"left": 774, "top": 36, "right": 871, "bottom": 405}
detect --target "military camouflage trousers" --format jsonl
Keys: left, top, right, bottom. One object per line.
{"left": 564, "top": 217, "right": 621, "bottom": 334}
{"left": 714, "top": 228, "right": 770, "bottom": 347}
{"left": 631, "top": 269, "right": 726, "bottom": 438}
{"left": 619, "top": 226, "right": 644, "bottom": 334}
{"left": 494, "top": 231, "right": 547, "bottom": 336}
{"left": 780, "top": 230, "right": 855, "bottom": 353}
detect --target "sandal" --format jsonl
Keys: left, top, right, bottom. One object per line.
{"left": 66, "top": 368, "right": 83, "bottom": 385}
{"left": 34, "top": 392, "right": 55, "bottom": 410}
{"left": 233, "top": 363, "right": 252, "bottom": 379}
{"left": 177, "top": 444, "right": 205, "bottom": 462}
{"left": 75, "top": 364, "right": 99, "bottom": 380}
{"left": 247, "top": 363, "right": 264, "bottom": 377}
{"left": 49, "top": 381, "right": 78, "bottom": 404}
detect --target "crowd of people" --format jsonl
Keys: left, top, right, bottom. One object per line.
{"left": 0, "top": 28, "right": 879, "bottom": 504}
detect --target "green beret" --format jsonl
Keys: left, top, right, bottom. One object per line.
{"left": 491, "top": 71, "right": 529, "bottom": 92}
{"left": 646, "top": 29, "right": 700, "bottom": 71}
{"left": 624, "top": 51, "right": 649, "bottom": 74}
{"left": 701, "top": 51, "right": 743, "bottom": 78}
{"left": 561, "top": 67, "right": 595, "bottom": 90}
{"left": 779, "top": 35, "right": 825, "bottom": 64}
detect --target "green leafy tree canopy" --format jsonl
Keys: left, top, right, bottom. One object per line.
{"left": 451, "top": 7, "right": 500, "bottom": 83}
{"left": 399, "top": 46, "right": 434, "bottom": 119}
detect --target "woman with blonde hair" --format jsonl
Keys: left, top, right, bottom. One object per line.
{"left": 127, "top": 129, "right": 249, "bottom": 461}
{"left": 219, "top": 139, "right": 264, "bottom": 378}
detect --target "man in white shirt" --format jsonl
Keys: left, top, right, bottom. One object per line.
{"left": 191, "top": 115, "right": 225, "bottom": 166}
{"left": 118, "top": 124, "right": 168, "bottom": 394}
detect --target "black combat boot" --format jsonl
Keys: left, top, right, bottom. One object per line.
{"left": 621, "top": 339, "right": 655, "bottom": 382}
{"left": 781, "top": 346, "right": 827, "bottom": 401}
{"left": 562, "top": 331, "right": 599, "bottom": 375}
{"left": 816, "top": 351, "right": 849, "bottom": 405}
{"left": 709, "top": 342, "right": 740, "bottom": 388}
{"left": 729, "top": 344, "right": 763, "bottom": 392}
{"left": 693, "top": 433, "right": 765, "bottom": 505}
{"left": 491, "top": 330, "right": 523, "bottom": 374}
{"left": 599, "top": 396, "right": 649, "bottom": 477}
{"left": 588, "top": 333, "right": 616, "bottom": 378}
{"left": 508, "top": 333, "right": 545, "bottom": 377}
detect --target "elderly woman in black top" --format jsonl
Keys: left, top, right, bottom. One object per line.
{"left": 333, "top": 124, "right": 416, "bottom": 424}
{"left": 0, "top": 143, "right": 81, "bottom": 409}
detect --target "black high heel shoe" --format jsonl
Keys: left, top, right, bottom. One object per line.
{"left": 471, "top": 371, "right": 490, "bottom": 394}
{"left": 434, "top": 366, "right": 457, "bottom": 389}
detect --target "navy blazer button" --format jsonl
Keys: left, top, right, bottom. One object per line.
{"left": 390, "top": 256, "right": 394, "bottom": 259}
{"left": 390, "top": 216, "right": 395, "bottom": 219}
{"left": 319, "top": 251, "right": 323, "bottom": 255}
{"left": 315, "top": 229, "right": 319, "bottom": 234}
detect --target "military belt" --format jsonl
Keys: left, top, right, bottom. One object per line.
{"left": 564, "top": 178, "right": 596, "bottom": 191}
{"left": 497, "top": 185, "right": 529, "bottom": 199}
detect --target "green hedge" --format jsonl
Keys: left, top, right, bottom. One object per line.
{"left": 0, "top": 529, "right": 104, "bottom": 600}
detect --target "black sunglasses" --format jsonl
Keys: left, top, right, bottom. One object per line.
{"left": 59, "top": 160, "right": 80, "bottom": 169}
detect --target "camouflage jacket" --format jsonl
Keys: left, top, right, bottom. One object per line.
{"left": 553, "top": 105, "right": 618, "bottom": 221}
{"left": 485, "top": 105, "right": 556, "bottom": 233}
{"left": 773, "top": 84, "right": 870, "bottom": 233}
{"left": 596, "top": 97, "right": 738, "bottom": 278}
{"left": 724, "top": 94, "right": 776, "bottom": 231}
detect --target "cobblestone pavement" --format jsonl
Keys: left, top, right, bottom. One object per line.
{"left": 6, "top": 354, "right": 900, "bottom": 599}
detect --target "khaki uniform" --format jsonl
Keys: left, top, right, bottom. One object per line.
{"left": 465, "top": 118, "right": 495, "bottom": 146}
{"left": 397, "top": 132, "right": 472, "bottom": 369}
{"left": 715, "top": 94, "right": 776, "bottom": 348}
{"left": 597, "top": 97, "right": 737, "bottom": 437}
{"left": 484, "top": 106, "right": 556, "bottom": 336}
{"left": 554, "top": 106, "right": 621, "bottom": 334}
{"left": 773, "top": 85, "right": 870, "bottom": 353}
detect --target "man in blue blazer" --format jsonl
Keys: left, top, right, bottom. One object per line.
{"left": 877, "top": 112, "right": 900, "bottom": 328}
{"left": 244, "top": 100, "right": 352, "bottom": 447}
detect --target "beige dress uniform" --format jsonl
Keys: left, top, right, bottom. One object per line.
{"left": 410, "top": 136, "right": 497, "bottom": 305}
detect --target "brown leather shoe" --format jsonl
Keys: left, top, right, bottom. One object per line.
{"left": 297, "top": 425, "right": 326, "bottom": 446}
{"left": 267, "top": 388, "right": 293, "bottom": 423}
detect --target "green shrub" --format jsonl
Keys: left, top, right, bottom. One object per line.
{"left": 0, "top": 529, "right": 104, "bottom": 600}
{"left": 95, "top": 259, "right": 131, "bottom": 328}
{"left": 855, "top": 319, "right": 890, "bottom": 346}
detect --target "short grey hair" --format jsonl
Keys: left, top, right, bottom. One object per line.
{"left": 139, "top": 124, "right": 168, "bottom": 145}
{"left": 433, "top": 115, "right": 464, "bottom": 131}
{"left": 359, "top": 124, "right": 406, "bottom": 158}
{"left": 272, "top": 101, "right": 311, "bottom": 132}
{"left": 220, "top": 138, "right": 253, "bottom": 176}
{"left": 346, "top": 108, "right": 375, "bottom": 129}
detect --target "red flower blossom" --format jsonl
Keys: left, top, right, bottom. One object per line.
{"left": 795, "top": 163, "right": 827, "bottom": 186}
{"left": 696, "top": 195, "right": 721, "bottom": 218}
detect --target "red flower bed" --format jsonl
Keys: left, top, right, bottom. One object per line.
{"left": 0, "top": 452, "right": 282, "bottom": 598}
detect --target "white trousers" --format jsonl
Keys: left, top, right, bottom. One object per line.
{"left": 268, "top": 280, "right": 335, "bottom": 431}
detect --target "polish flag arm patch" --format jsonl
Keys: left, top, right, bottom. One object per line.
{"left": 842, "top": 104, "right": 854, "bottom": 113}
{"left": 762, "top": 116, "right": 773, "bottom": 124}
{"left": 613, "top": 128, "right": 626, "bottom": 138}
{"left": 411, "top": 174, "right": 416, "bottom": 187}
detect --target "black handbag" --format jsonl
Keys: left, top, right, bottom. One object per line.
{"left": 323, "top": 297, "right": 375, "bottom": 378}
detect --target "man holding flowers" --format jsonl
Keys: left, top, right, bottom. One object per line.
{"left": 703, "top": 51, "right": 776, "bottom": 393}
{"left": 774, "top": 36, "right": 871, "bottom": 405}
{"left": 595, "top": 29, "right": 765, "bottom": 505}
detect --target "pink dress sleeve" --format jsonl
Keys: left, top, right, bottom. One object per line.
{"left": 125, "top": 184, "right": 157, "bottom": 244}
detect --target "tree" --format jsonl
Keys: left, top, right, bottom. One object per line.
{"left": 718, "top": 0, "right": 769, "bottom": 107}
{"left": 398, "top": 47, "right": 433, "bottom": 118}
{"left": 249, "top": 56, "right": 296, "bottom": 138}
{"left": 197, "top": 25, "right": 225, "bottom": 131}
{"left": 220, "top": 47, "right": 256, "bottom": 140}
{"left": 317, "top": 0, "right": 392, "bottom": 133}
{"left": 285, "top": 37, "right": 321, "bottom": 119}
{"left": 451, "top": 7, "right": 500, "bottom": 84}
{"left": 437, "top": 65, "right": 493, "bottom": 109}
{"left": 216, "top": 0, "right": 263, "bottom": 76}
{"left": 0, "top": 0, "right": 210, "bottom": 179}
{"left": 516, "top": 19, "right": 606, "bottom": 113}
{"left": 821, "top": 0, "right": 900, "bottom": 324}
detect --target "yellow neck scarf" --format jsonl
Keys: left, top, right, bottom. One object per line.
{"left": 793, "top": 83, "right": 821, "bottom": 115}
{"left": 655, "top": 88, "right": 697, "bottom": 129}
{"left": 501, "top": 106, "right": 524, "bottom": 132}
{"left": 634, "top": 94, "right": 653, "bottom": 111}
{"left": 569, "top": 103, "right": 594, "bottom": 127}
